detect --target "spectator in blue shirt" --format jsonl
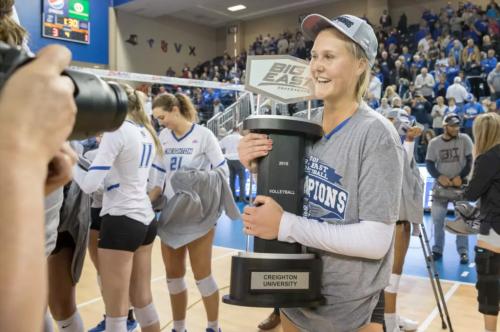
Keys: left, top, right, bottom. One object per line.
{"left": 412, "top": 54, "right": 426, "bottom": 71}
{"left": 487, "top": 6, "right": 499, "bottom": 19}
{"left": 401, "top": 46, "right": 413, "bottom": 67}
{"left": 463, "top": 25, "right": 481, "bottom": 45}
{"left": 445, "top": 56, "right": 460, "bottom": 85}
{"left": 385, "top": 28, "right": 399, "bottom": 48}
{"left": 447, "top": 39, "right": 463, "bottom": 64}
{"left": 432, "top": 21, "right": 443, "bottom": 40}
{"left": 474, "top": 17, "right": 489, "bottom": 35}
{"left": 481, "top": 49, "right": 498, "bottom": 74}
{"left": 415, "top": 23, "right": 430, "bottom": 44}
{"left": 462, "top": 94, "right": 485, "bottom": 137}
{"left": 422, "top": 9, "right": 439, "bottom": 32}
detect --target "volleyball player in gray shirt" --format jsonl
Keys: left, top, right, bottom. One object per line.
{"left": 239, "top": 14, "right": 403, "bottom": 331}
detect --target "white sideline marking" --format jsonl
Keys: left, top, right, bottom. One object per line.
{"left": 77, "top": 250, "right": 237, "bottom": 309}
{"left": 403, "top": 272, "right": 475, "bottom": 286}
{"left": 417, "top": 282, "right": 460, "bottom": 331}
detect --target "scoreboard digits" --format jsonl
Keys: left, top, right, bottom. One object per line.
{"left": 42, "top": 14, "right": 90, "bottom": 44}
{"left": 63, "top": 17, "right": 79, "bottom": 29}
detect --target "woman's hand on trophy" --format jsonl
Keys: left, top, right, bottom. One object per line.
{"left": 242, "top": 195, "right": 283, "bottom": 240}
{"left": 238, "top": 133, "right": 273, "bottom": 172}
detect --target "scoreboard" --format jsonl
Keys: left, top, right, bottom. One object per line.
{"left": 42, "top": 0, "right": 90, "bottom": 44}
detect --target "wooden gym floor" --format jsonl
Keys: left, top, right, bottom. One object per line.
{"left": 72, "top": 239, "right": 483, "bottom": 332}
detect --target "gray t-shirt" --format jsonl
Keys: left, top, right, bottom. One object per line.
{"left": 425, "top": 134, "right": 473, "bottom": 178}
{"left": 44, "top": 188, "right": 64, "bottom": 257}
{"left": 285, "top": 103, "right": 404, "bottom": 331}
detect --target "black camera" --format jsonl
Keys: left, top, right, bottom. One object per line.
{"left": 0, "top": 42, "right": 128, "bottom": 140}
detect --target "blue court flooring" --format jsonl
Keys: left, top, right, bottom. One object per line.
{"left": 213, "top": 204, "right": 477, "bottom": 284}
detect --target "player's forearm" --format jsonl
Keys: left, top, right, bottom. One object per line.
{"left": 0, "top": 155, "right": 47, "bottom": 331}
{"left": 148, "top": 186, "right": 162, "bottom": 202}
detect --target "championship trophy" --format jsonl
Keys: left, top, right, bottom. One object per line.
{"left": 222, "top": 56, "right": 325, "bottom": 307}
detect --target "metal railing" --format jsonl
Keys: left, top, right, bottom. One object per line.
{"left": 206, "top": 92, "right": 253, "bottom": 137}
{"left": 206, "top": 92, "right": 320, "bottom": 137}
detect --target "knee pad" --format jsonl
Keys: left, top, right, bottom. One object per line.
{"left": 196, "top": 274, "right": 218, "bottom": 297}
{"left": 475, "top": 247, "right": 500, "bottom": 316}
{"left": 167, "top": 277, "right": 187, "bottom": 295}
{"left": 135, "top": 302, "right": 159, "bottom": 328}
{"left": 384, "top": 274, "right": 401, "bottom": 294}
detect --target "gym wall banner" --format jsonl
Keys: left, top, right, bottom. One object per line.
{"left": 42, "top": 0, "right": 90, "bottom": 44}
{"left": 245, "top": 55, "right": 313, "bottom": 104}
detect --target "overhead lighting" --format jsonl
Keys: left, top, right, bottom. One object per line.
{"left": 227, "top": 4, "right": 246, "bottom": 12}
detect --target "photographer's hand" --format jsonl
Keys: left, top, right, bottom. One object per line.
{"left": 45, "top": 143, "right": 77, "bottom": 195}
{"left": 0, "top": 45, "right": 76, "bottom": 165}
{"left": 0, "top": 45, "right": 75, "bottom": 332}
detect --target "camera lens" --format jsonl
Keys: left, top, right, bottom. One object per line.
{"left": 65, "top": 69, "right": 128, "bottom": 140}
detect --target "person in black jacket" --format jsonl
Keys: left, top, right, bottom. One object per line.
{"left": 463, "top": 112, "right": 500, "bottom": 332}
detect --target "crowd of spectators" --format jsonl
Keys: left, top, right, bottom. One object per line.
{"left": 364, "top": 1, "right": 500, "bottom": 162}
{"left": 155, "top": 30, "right": 314, "bottom": 121}
{"left": 147, "top": 1, "right": 500, "bottom": 145}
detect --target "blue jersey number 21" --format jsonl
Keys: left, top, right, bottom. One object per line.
{"left": 170, "top": 156, "right": 183, "bottom": 170}
{"left": 140, "top": 143, "right": 153, "bottom": 168}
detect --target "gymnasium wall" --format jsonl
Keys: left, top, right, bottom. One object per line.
{"left": 113, "top": 10, "right": 217, "bottom": 75}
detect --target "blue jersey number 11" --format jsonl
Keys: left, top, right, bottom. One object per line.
{"left": 140, "top": 143, "right": 153, "bottom": 168}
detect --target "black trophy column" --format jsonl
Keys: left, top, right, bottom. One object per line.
{"left": 223, "top": 115, "right": 326, "bottom": 308}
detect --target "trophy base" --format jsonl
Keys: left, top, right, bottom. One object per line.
{"left": 222, "top": 252, "right": 325, "bottom": 308}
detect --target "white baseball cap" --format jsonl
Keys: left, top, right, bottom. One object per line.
{"left": 301, "top": 14, "right": 378, "bottom": 66}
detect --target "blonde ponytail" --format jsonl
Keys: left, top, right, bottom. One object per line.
{"left": 120, "top": 83, "right": 163, "bottom": 157}
{"left": 175, "top": 93, "right": 198, "bottom": 123}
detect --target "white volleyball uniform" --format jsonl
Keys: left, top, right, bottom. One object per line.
{"left": 74, "top": 120, "right": 156, "bottom": 225}
{"left": 150, "top": 124, "right": 228, "bottom": 199}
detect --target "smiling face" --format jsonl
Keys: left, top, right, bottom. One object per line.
{"left": 309, "top": 28, "right": 366, "bottom": 102}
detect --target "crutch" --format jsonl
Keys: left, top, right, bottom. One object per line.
{"left": 418, "top": 222, "right": 454, "bottom": 331}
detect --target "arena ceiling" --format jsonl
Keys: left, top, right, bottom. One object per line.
{"left": 115, "top": 0, "right": 338, "bottom": 27}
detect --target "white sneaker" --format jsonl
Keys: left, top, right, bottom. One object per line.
{"left": 397, "top": 315, "right": 419, "bottom": 331}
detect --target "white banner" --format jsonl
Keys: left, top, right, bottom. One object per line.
{"left": 69, "top": 66, "right": 246, "bottom": 91}
{"left": 245, "top": 55, "right": 313, "bottom": 104}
